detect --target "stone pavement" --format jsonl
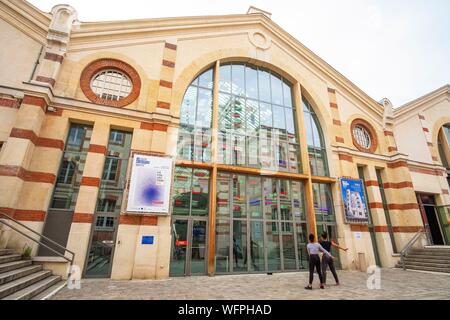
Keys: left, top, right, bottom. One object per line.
{"left": 52, "top": 268, "right": 450, "bottom": 300}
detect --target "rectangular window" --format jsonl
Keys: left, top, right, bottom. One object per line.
{"left": 51, "top": 124, "right": 93, "bottom": 210}
{"left": 172, "top": 167, "right": 210, "bottom": 217}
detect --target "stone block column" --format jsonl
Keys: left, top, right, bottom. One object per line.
{"left": 363, "top": 166, "right": 396, "bottom": 267}
{"left": 0, "top": 95, "right": 49, "bottom": 250}
{"left": 66, "top": 121, "right": 109, "bottom": 271}
{"left": 385, "top": 159, "right": 424, "bottom": 249}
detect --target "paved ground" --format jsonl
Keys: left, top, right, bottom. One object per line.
{"left": 52, "top": 268, "right": 450, "bottom": 300}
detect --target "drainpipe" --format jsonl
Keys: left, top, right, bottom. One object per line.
{"left": 29, "top": 45, "right": 44, "bottom": 82}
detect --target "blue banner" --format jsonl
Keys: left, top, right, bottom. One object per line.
{"left": 340, "top": 178, "right": 369, "bottom": 224}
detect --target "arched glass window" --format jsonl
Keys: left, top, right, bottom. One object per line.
{"left": 177, "top": 63, "right": 300, "bottom": 173}
{"left": 217, "top": 63, "right": 298, "bottom": 173}
{"left": 303, "top": 98, "right": 328, "bottom": 176}
{"left": 177, "top": 68, "right": 214, "bottom": 162}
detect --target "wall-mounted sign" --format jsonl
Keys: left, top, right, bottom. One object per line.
{"left": 340, "top": 178, "right": 369, "bottom": 224}
{"left": 127, "top": 155, "right": 174, "bottom": 214}
{"left": 142, "top": 236, "right": 155, "bottom": 245}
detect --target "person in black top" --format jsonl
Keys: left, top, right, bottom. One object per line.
{"left": 319, "top": 232, "right": 348, "bottom": 286}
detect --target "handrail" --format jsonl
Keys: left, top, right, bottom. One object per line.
{"left": 0, "top": 212, "right": 75, "bottom": 279}
{"left": 400, "top": 227, "right": 429, "bottom": 270}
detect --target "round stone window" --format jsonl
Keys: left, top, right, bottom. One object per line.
{"left": 80, "top": 59, "right": 141, "bottom": 108}
{"left": 353, "top": 125, "right": 372, "bottom": 149}
{"left": 350, "top": 119, "right": 378, "bottom": 153}
{"left": 91, "top": 70, "right": 133, "bottom": 101}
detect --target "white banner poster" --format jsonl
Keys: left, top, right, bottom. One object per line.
{"left": 127, "top": 155, "right": 174, "bottom": 214}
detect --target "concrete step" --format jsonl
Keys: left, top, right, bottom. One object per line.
{"left": 406, "top": 253, "right": 450, "bottom": 260}
{"left": 404, "top": 257, "right": 450, "bottom": 264}
{"left": 0, "top": 270, "right": 52, "bottom": 299}
{"left": 31, "top": 280, "right": 66, "bottom": 300}
{"left": 0, "top": 265, "right": 43, "bottom": 285}
{"left": 401, "top": 261, "right": 450, "bottom": 269}
{"left": 2, "top": 275, "right": 62, "bottom": 300}
{"left": 0, "top": 249, "right": 15, "bottom": 256}
{"left": 0, "top": 260, "right": 32, "bottom": 274}
{"left": 409, "top": 250, "right": 450, "bottom": 256}
{"left": 396, "top": 264, "right": 450, "bottom": 274}
{"left": 0, "top": 254, "right": 22, "bottom": 264}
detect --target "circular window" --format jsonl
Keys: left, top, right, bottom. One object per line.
{"left": 91, "top": 70, "right": 133, "bottom": 101}
{"left": 353, "top": 125, "right": 372, "bottom": 149}
{"left": 80, "top": 59, "right": 141, "bottom": 108}
{"left": 350, "top": 119, "right": 377, "bottom": 153}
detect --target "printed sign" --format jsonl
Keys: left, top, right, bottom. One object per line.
{"left": 340, "top": 178, "right": 369, "bottom": 224}
{"left": 127, "top": 155, "right": 174, "bottom": 214}
{"left": 142, "top": 236, "right": 155, "bottom": 245}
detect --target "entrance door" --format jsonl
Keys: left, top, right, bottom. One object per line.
{"left": 417, "top": 194, "right": 445, "bottom": 245}
{"left": 84, "top": 212, "right": 119, "bottom": 278}
{"left": 170, "top": 218, "right": 208, "bottom": 276}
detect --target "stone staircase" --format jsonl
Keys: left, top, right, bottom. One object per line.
{"left": 0, "top": 249, "right": 65, "bottom": 300}
{"left": 396, "top": 246, "right": 450, "bottom": 274}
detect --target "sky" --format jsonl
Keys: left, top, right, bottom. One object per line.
{"left": 28, "top": 0, "right": 450, "bottom": 107}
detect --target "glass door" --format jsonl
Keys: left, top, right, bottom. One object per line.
{"left": 170, "top": 218, "right": 208, "bottom": 276}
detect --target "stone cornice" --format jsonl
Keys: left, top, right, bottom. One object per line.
{"left": 0, "top": 0, "right": 50, "bottom": 44}
{"left": 68, "top": 13, "right": 386, "bottom": 118}
{"left": 332, "top": 145, "right": 409, "bottom": 163}
{"left": 51, "top": 96, "right": 178, "bottom": 126}
{"left": 393, "top": 84, "right": 450, "bottom": 121}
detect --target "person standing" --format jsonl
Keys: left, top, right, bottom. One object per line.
{"left": 319, "top": 232, "right": 348, "bottom": 286}
{"left": 305, "top": 233, "right": 333, "bottom": 290}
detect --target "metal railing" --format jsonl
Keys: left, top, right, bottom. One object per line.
{"left": 0, "top": 212, "right": 75, "bottom": 278}
{"left": 400, "top": 227, "right": 430, "bottom": 270}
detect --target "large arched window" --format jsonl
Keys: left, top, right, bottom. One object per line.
{"left": 177, "top": 63, "right": 300, "bottom": 173}
{"left": 172, "top": 61, "right": 335, "bottom": 276}
{"left": 303, "top": 98, "right": 328, "bottom": 176}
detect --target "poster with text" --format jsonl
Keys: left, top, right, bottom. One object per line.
{"left": 127, "top": 155, "right": 174, "bottom": 214}
{"left": 340, "top": 178, "right": 369, "bottom": 224}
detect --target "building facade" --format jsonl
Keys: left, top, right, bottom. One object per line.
{"left": 0, "top": 0, "right": 449, "bottom": 280}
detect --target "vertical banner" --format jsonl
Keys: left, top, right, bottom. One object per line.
{"left": 127, "top": 155, "right": 174, "bottom": 214}
{"left": 340, "top": 178, "right": 369, "bottom": 224}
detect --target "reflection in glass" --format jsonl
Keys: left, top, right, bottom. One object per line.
{"left": 215, "top": 219, "right": 230, "bottom": 273}
{"left": 191, "top": 221, "right": 207, "bottom": 274}
{"left": 233, "top": 220, "right": 247, "bottom": 271}
{"left": 250, "top": 221, "right": 265, "bottom": 271}
{"left": 51, "top": 125, "right": 93, "bottom": 210}
{"left": 258, "top": 69, "right": 271, "bottom": 103}
{"left": 233, "top": 175, "right": 246, "bottom": 218}
{"left": 217, "top": 173, "right": 231, "bottom": 217}
{"left": 248, "top": 176, "right": 262, "bottom": 218}
{"left": 173, "top": 167, "right": 193, "bottom": 216}
{"left": 86, "top": 130, "right": 132, "bottom": 278}
{"left": 191, "top": 170, "right": 210, "bottom": 216}
{"left": 264, "top": 178, "right": 278, "bottom": 221}
{"left": 296, "top": 223, "right": 308, "bottom": 269}
{"left": 282, "top": 222, "right": 296, "bottom": 270}
{"left": 267, "top": 222, "right": 281, "bottom": 271}
{"left": 246, "top": 66, "right": 259, "bottom": 100}
{"left": 271, "top": 74, "right": 284, "bottom": 106}
{"left": 177, "top": 68, "right": 214, "bottom": 162}
{"left": 232, "top": 64, "right": 245, "bottom": 96}
{"left": 170, "top": 220, "right": 189, "bottom": 276}
{"left": 304, "top": 98, "right": 328, "bottom": 177}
